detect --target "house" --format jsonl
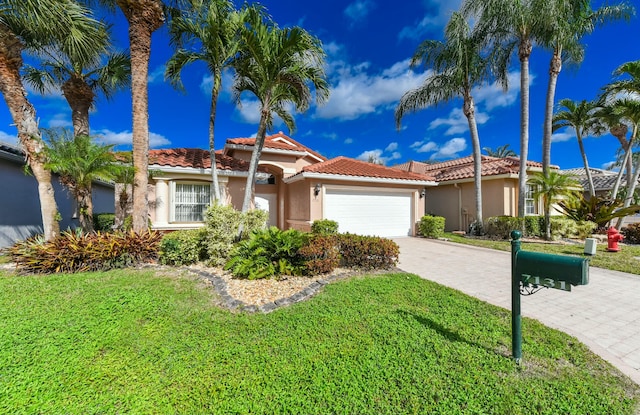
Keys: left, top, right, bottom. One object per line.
{"left": 141, "top": 132, "right": 435, "bottom": 237}
{"left": 395, "top": 156, "right": 547, "bottom": 232}
{"left": 0, "top": 141, "right": 115, "bottom": 248}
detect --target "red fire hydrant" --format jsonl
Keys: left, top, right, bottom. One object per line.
{"left": 607, "top": 226, "right": 624, "bottom": 252}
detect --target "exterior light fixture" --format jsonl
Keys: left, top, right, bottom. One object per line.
{"left": 420, "top": 189, "right": 426, "bottom": 199}
{"left": 314, "top": 184, "right": 321, "bottom": 197}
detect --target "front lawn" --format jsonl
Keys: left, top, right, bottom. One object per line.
{"left": 443, "top": 233, "right": 640, "bottom": 275}
{"left": 0, "top": 269, "right": 637, "bottom": 414}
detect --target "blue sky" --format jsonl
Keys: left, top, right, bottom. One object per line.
{"left": 1, "top": 0, "right": 639, "bottom": 170}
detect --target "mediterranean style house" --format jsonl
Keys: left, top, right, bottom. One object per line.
{"left": 124, "top": 132, "right": 436, "bottom": 237}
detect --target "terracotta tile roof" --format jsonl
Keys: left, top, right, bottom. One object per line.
{"left": 148, "top": 148, "right": 252, "bottom": 171}
{"left": 300, "top": 156, "right": 434, "bottom": 181}
{"left": 226, "top": 132, "right": 327, "bottom": 161}
{"left": 395, "top": 156, "right": 548, "bottom": 182}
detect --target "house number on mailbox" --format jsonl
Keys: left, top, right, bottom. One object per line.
{"left": 521, "top": 274, "right": 570, "bottom": 291}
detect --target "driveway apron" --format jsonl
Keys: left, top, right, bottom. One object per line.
{"left": 394, "top": 237, "right": 640, "bottom": 386}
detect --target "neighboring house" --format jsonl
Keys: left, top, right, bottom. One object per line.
{"left": 140, "top": 132, "right": 435, "bottom": 237}
{"left": 562, "top": 167, "right": 640, "bottom": 227}
{"left": 561, "top": 167, "right": 633, "bottom": 199}
{"left": 0, "top": 141, "right": 115, "bottom": 248}
{"left": 395, "top": 156, "right": 548, "bottom": 232}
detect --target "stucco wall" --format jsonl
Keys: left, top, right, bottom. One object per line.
{"left": 285, "top": 180, "right": 312, "bottom": 231}
{"left": 0, "top": 158, "right": 114, "bottom": 248}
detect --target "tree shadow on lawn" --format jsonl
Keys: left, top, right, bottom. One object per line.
{"left": 396, "top": 309, "right": 510, "bottom": 358}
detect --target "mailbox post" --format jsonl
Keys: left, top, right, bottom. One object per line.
{"left": 510, "top": 230, "right": 589, "bottom": 364}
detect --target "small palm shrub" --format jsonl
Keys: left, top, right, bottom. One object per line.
{"left": 622, "top": 223, "right": 640, "bottom": 244}
{"left": 298, "top": 235, "right": 340, "bottom": 275}
{"left": 419, "top": 215, "right": 445, "bottom": 238}
{"left": 557, "top": 195, "right": 640, "bottom": 229}
{"left": 336, "top": 233, "right": 399, "bottom": 270}
{"left": 225, "top": 227, "right": 308, "bottom": 279}
{"left": 311, "top": 219, "right": 339, "bottom": 235}
{"left": 8, "top": 229, "right": 161, "bottom": 274}
{"left": 549, "top": 217, "right": 597, "bottom": 240}
{"left": 93, "top": 213, "right": 115, "bottom": 232}
{"left": 204, "top": 204, "right": 267, "bottom": 266}
{"left": 159, "top": 228, "right": 207, "bottom": 266}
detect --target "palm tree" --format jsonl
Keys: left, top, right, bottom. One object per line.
{"left": 166, "top": 0, "right": 244, "bottom": 203}
{"left": 552, "top": 99, "right": 600, "bottom": 197}
{"left": 95, "top": 0, "right": 165, "bottom": 232}
{"left": 22, "top": 24, "right": 130, "bottom": 138}
{"left": 483, "top": 144, "right": 516, "bottom": 157}
{"left": 528, "top": 171, "right": 581, "bottom": 240}
{"left": 462, "top": 0, "right": 547, "bottom": 218}
{"left": 540, "top": 1, "right": 633, "bottom": 176}
{"left": 0, "top": 0, "right": 101, "bottom": 241}
{"left": 395, "top": 12, "right": 499, "bottom": 233}
{"left": 44, "top": 129, "right": 125, "bottom": 232}
{"left": 593, "top": 100, "right": 632, "bottom": 200}
{"left": 233, "top": 10, "right": 329, "bottom": 220}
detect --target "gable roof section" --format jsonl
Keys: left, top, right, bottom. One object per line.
{"left": 396, "top": 156, "right": 549, "bottom": 182}
{"left": 149, "top": 148, "right": 252, "bottom": 171}
{"left": 284, "top": 156, "right": 436, "bottom": 185}
{"left": 0, "top": 141, "right": 25, "bottom": 163}
{"left": 225, "top": 132, "right": 326, "bottom": 162}
{"left": 561, "top": 167, "right": 637, "bottom": 191}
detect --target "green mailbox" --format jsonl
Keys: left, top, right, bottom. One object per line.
{"left": 515, "top": 250, "right": 589, "bottom": 291}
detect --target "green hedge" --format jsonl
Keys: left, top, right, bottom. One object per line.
{"left": 419, "top": 215, "right": 445, "bottom": 238}
{"left": 159, "top": 228, "right": 207, "bottom": 266}
{"left": 484, "top": 215, "right": 596, "bottom": 240}
{"left": 93, "top": 213, "right": 115, "bottom": 232}
{"left": 311, "top": 219, "right": 339, "bottom": 235}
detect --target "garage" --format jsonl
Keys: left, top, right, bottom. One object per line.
{"left": 324, "top": 187, "right": 413, "bottom": 237}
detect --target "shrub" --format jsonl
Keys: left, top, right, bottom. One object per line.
{"left": 93, "top": 213, "right": 115, "bottom": 232}
{"left": 548, "top": 217, "right": 597, "bottom": 240}
{"left": 298, "top": 235, "right": 340, "bottom": 275}
{"left": 8, "top": 229, "right": 161, "bottom": 274}
{"left": 524, "top": 216, "right": 544, "bottom": 238}
{"left": 484, "top": 216, "right": 522, "bottom": 239}
{"left": 225, "top": 227, "right": 308, "bottom": 279}
{"left": 419, "top": 215, "right": 445, "bottom": 238}
{"left": 336, "top": 233, "right": 399, "bottom": 270}
{"left": 204, "top": 204, "right": 267, "bottom": 266}
{"left": 159, "top": 228, "right": 207, "bottom": 266}
{"left": 311, "top": 219, "right": 339, "bottom": 235}
{"left": 557, "top": 195, "right": 640, "bottom": 229}
{"left": 622, "top": 223, "right": 640, "bottom": 244}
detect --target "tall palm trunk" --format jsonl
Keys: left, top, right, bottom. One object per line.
{"left": 576, "top": 133, "right": 596, "bottom": 197}
{"left": 517, "top": 38, "right": 532, "bottom": 219}
{"left": 61, "top": 76, "right": 94, "bottom": 137}
{"left": 542, "top": 47, "right": 562, "bottom": 177}
{"left": 209, "top": 73, "right": 222, "bottom": 203}
{"left": 0, "top": 25, "right": 60, "bottom": 240}
{"left": 118, "top": 1, "right": 164, "bottom": 232}
{"left": 241, "top": 105, "right": 270, "bottom": 214}
{"left": 610, "top": 124, "right": 629, "bottom": 200}
{"left": 616, "top": 152, "right": 640, "bottom": 228}
{"left": 463, "top": 93, "right": 483, "bottom": 232}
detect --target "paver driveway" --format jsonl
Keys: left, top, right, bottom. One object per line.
{"left": 394, "top": 237, "right": 640, "bottom": 386}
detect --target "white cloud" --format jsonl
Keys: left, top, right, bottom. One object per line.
{"left": 411, "top": 141, "right": 438, "bottom": 153}
{"left": 344, "top": 138, "right": 353, "bottom": 144}
{"left": 385, "top": 142, "right": 398, "bottom": 152}
{"left": 431, "top": 137, "right": 467, "bottom": 160}
{"left": 472, "top": 71, "right": 523, "bottom": 110}
{"left": 47, "top": 113, "right": 72, "bottom": 128}
{"left": 148, "top": 65, "right": 166, "bottom": 84}
{"left": 93, "top": 129, "right": 171, "bottom": 148}
{"left": 201, "top": 69, "right": 235, "bottom": 97}
{"left": 234, "top": 97, "right": 294, "bottom": 127}
{"left": 428, "top": 107, "right": 489, "bottom": 135}
{"left": 0, "top": 130, "right": 18, "bottom": 145}
{"left": 316, "top": 58, "right": 429, "bottom": 120}
{"left": 355, "top": 147, "right": 401, "bottom": 165}
{"left": 551, "top": 130, "right": 574, "bottom": 143}
{"left": 398, "top": 0, "right": 463, "bottom": 40}
{"left": 24, "top": 83, "right": 63, "bottom": 98}
{"left": 344, "top": 0, "right": 375, "bottom": 24}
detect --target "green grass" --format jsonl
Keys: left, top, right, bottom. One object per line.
{"left": 1, "top": 269, "right": 638, "bottom": 414}
{"left": 443, "top": 233, "right": 640, "bottom": 275}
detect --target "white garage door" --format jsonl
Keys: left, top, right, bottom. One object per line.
{"left": 324, "top": 188, "right": 413, "bottom": 237}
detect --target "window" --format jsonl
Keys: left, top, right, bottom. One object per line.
{"left": 173, "top": 183, "right": 211, "bottom": 222}
{"left": 525, "top": 184, "right": 538, "bottom": 215}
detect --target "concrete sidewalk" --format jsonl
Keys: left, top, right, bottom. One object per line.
{"left": 394, "top": 237, "right": 640, "bottom": 385}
